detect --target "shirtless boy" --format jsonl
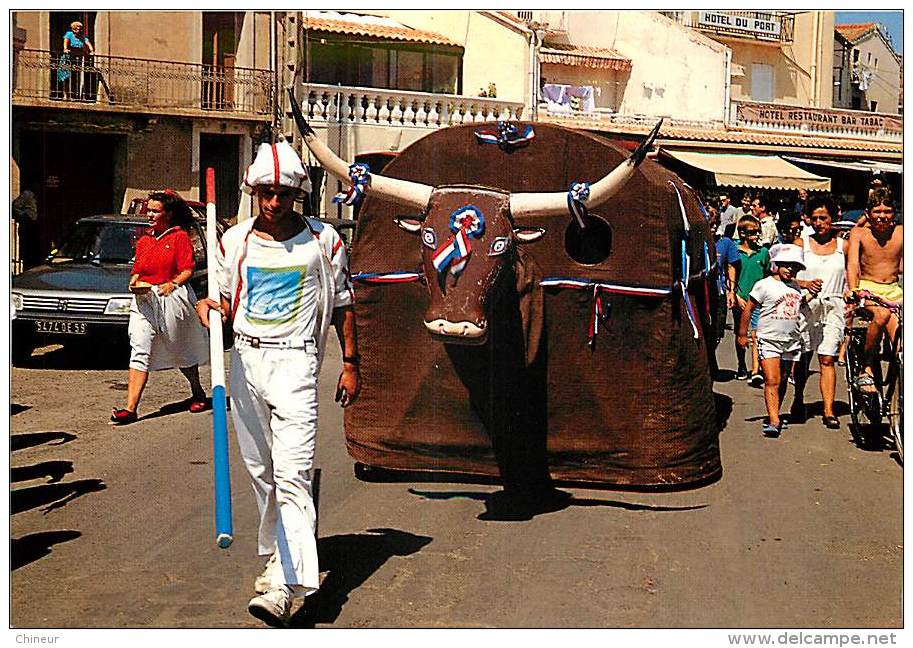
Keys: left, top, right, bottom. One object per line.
{"left": 845, "top": 187, "right": 903, "bottom": 393}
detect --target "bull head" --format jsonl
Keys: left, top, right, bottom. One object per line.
{"left": 289, "top": 89, "right": 661, "bottom": 344}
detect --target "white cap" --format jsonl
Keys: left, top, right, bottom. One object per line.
{"left": 241, "top": 141, "right": 311, "bottom": 195}
{"left": 769, "top": 243, "right": 806, "bottom": 270}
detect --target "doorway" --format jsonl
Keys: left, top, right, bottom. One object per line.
{"left": 202, "top": 12, "right": 243, "bottom": 110}
{"left": 200, "top": 133, "right": 241, "bottom": 220}
{"left": 18, "top": 130, "right": 122, "bottom": 260}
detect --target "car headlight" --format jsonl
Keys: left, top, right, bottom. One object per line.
{"left": 104, "top": 297, "right": 133, "bottom": 315}
{"left": 11, "top": 293, "right": 23, "bottom": 311}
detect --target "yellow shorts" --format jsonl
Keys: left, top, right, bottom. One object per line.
{"left": 857, "top": 278, "right": 903, "bottom": 303}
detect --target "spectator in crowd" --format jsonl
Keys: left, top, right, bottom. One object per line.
{"left": 111, "top": 191, "right": 209, "bottom": 425}
{"left": 751, "top": 195, "right": 779, "bottom": 247}
{"left": 777, "top": 214, "right": 804, "bottom": 245}
{"left": 732, "top": 215, "right": 770, "bottom": 384}
{"left": 792, "top": 195, "right": 845, "bottom": 428}
{"left": 12, "top": 189, "right": 42, "bottom": 270}
{"left": 739, "top": 192, "right": 753, "bottom": 219}
{"left": 717, "top": 192, "right": 740, "bottom": 239}
{"left": 707, "top": 203, "right": 741, "bottom": 380}
{"left": 793, "top": 188, "right": 808, "bottom": 220}
{"left": 737, "top": 244, "right": 816, "bottom": 437}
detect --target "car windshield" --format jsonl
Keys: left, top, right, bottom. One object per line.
{"left": 51, "top": 221, "right": 147, "bottom": 264}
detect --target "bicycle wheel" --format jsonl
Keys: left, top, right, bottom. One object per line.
{"left": 845, "top": 331, "right": 867, "bottom": 446}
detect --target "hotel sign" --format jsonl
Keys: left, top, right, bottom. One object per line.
{"left": 737, "top": 102, "right": 903, "bottom": 137}
{"left": 698, "top": 11, "right": 781, "bottom": 39}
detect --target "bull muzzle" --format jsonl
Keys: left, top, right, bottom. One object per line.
{"left": 424, "top": 318, "right": 488, "bottom": 344}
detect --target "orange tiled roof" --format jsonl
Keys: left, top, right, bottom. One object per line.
{"left": 302, "top": 14, "right": 461, "bottom": 48}
{"left": 541, "top": 116, "right": 902, "bottom": 155}
{"left": 835, "top": 23, "right": 877, "bottom": 43}
{"left": 540, "top": 43, "right": 631, "bottom": 71}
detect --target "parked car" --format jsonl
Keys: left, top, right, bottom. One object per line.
{"left": 11, "top": 213, "right": 224, "bottom": 365}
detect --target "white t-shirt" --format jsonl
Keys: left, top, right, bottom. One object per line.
{"left": 749, "top": 276, "right": 804, "bottom": 342}
{"left": 217, "top": 218, "right": 353, "bottom": 341}
{"left": 718, "top": 204, "right": 740, "bottom": 234}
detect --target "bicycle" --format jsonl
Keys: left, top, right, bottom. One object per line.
{"left": 844, "top": 290, "right": 903, "bottom": 462}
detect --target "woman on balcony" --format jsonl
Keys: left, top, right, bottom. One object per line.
{"left": 60, "top": 21, "right": 94, "bottom": 101}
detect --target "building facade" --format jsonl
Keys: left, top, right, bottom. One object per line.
{"left": 11, "top": 10, "right": 276, "bottom": 266}
{"left": 835, "top": 22, "right": 903, "bottom": 114}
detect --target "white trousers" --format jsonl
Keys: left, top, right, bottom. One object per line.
{"left": 230, "top": 343, "right": 320, "bottom": 596}
{"left": 128, "top": 284, "right": 209, "bottom": 372}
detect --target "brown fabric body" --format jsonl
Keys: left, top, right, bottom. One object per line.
{"left": 345, "top": 123, "right": 720, "bottom": 488}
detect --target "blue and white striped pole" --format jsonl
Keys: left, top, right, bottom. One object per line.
{"left": 206, "top": 167, "right": 233, "bottom": 548}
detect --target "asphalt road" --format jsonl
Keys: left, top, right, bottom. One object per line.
{"left": 9, "top": 332, "right": 902, "bottom": 629}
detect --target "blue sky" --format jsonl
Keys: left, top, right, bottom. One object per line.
{"left": 835, "top": 11, "right": 903, "bottom": 54}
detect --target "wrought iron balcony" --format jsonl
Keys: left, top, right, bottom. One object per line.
{"left": 12, "top": 49, "right": 274, "bottom": 119}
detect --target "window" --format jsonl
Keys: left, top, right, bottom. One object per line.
{"left": 867, "top": 52, "right": 872, "bottom": 64}
{"left": 853, "top": 49, "right": 860, "bottom": 63}
{"left": 751, "top": 63, "right": 774, "bottom": 102}
{"left": 874, "top": 57, "right": 878, "bottom": 70}
{"left": 870, "top": 100, "right": 878, "bottom": 112}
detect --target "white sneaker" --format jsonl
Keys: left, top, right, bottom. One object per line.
{"left": 248, "top": 586, "right": 293, "bottom": 627}
{"left": 254, "top": 552, "right": 279, "bottom": 594}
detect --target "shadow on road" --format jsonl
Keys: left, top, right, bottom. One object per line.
{"left": 17, "top": 342, "right": 129, "bottom": 371}
{"left": 11, "top": 530, "right": 82, "bottom": 570}
{"left": 408, "top": 488, "right": 708, "bottom": 517}
{"left": 11, "top": 460, "right": 74, "bottom": 484}
{"left": 289, "top": 527, "right": 433, "bottom": 627}
{"left": 137, "top": 398, "right": 207, "bottom": 423}
{"left": 11, "top": 431, "right": 78, "bottom": 452}
{"left": 11, "top": 479, "right": 107, "bottom": 515}
{"left": 11, "top": 403, "right": 32, "bottom": 415}
{"left": 714, "top": 391, "right": 733, "bottom": 431}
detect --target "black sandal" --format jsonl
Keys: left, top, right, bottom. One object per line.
{"left": 822, "top": 416, "right": 840, "bottom": 429}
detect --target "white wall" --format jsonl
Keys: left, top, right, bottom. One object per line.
{"left": 558, "top": 11, "right": 729, "bottom": 122}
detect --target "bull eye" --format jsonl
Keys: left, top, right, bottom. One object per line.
{"left": 488, "top": 237, "right": 509, "bottom": 256}
{"left": 421, "top": 228, "right": 437, "bottom": 249}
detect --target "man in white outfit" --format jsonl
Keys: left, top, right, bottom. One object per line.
{"left": 197, "top": 140, "right": 360, "bottom": 626}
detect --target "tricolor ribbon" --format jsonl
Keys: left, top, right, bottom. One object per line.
{"left": 432, "top": 206, "right": 486, "bottom": 277}
{"left": 567, "top": 182, "right": 591, "bottom": 229}
{"left": 333, "top": 162, "right": 371, "bottom": 206}
{"left": 540, "top": 277, "right": 672, "bottom": 347}
{"left": 352, "top": 272, "right": 423, "bottom": 284}
{"left": 474, "top": 121, "right": 535, "bottom": 151}
{"left": 669, "top": 182, "right": 700, "bottom": 339}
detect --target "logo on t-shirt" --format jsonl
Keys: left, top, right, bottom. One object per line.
{"left": 245, "top": 265, "right": 309, "bottom": 326}
{"left": 772, "top": 293, "right": 801, "bottom": 320}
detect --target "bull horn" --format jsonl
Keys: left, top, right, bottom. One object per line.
{"left": 287, "top": 88, "right": 433, "bottom": 211}
{"left": 509, "top": 119, "right": 664, "bottom": 218}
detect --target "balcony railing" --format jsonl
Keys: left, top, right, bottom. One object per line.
{"left": 297, "top": 83, "right": 525, "bottom": 129}
{"left": 12, "top": 49, "right": 274, "bottom": 118}
{"left": 664, "top": 10, "right": 794, "bottom": 44}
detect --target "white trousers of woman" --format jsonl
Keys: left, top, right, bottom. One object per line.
{"left": 229, "top": 342, "right": 320, "bottom": 597}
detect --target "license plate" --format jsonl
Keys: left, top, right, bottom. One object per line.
{"left": 35, "top": 319, "right": 87, "bottom": 335}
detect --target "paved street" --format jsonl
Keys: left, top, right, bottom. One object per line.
{"left": 10, "top": 332, "right": 902, "bottom": 629}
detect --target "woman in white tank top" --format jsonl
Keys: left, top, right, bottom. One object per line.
{"left": 792, "top": 196, "right": 847, "bottom": 429}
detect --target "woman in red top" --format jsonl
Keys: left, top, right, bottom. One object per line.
{"left": 111, "top": 191, "right": 210, "bottom": 424}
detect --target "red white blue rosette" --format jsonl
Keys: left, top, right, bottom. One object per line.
{"left": 567, "top": 181, "right": 591, "bottom": 229}
{"left": 333, "top": 162, "right": 371, "bottom": 206}
{"left": 474, "top": 121, "right": 535, "bottom": 150}
{"left": 432, "top": 205, "right": 486, "bottom": 277}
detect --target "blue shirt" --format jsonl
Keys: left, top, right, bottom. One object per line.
{"left": 64, "top": 31, "right": 89, "bottom": 52}
{"left": 715, "top": 236, "right": 740, "bottom": 295}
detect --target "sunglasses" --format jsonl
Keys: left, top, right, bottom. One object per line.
{"left": 739, "top": 229, "right": 760, "bottom": 235}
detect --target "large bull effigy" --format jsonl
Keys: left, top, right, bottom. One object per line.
{"left": 301, "top": 110, "right": 720, "bottom": 489}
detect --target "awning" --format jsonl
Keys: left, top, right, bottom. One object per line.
{"left": 661, "top": 150, "right": 831, "bottom": 191}
{"left": 303, "top": 11, "right": 461, "bottom": 48}
{"left": 539, "top": 43, "right": 631, "bottom": 71}
{"left": 784, "top": 155, "right": 903, "bottom": 175}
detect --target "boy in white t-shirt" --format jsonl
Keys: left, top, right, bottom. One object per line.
{"left": 737, "top": 244, "right": 818, "bottom": 437}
